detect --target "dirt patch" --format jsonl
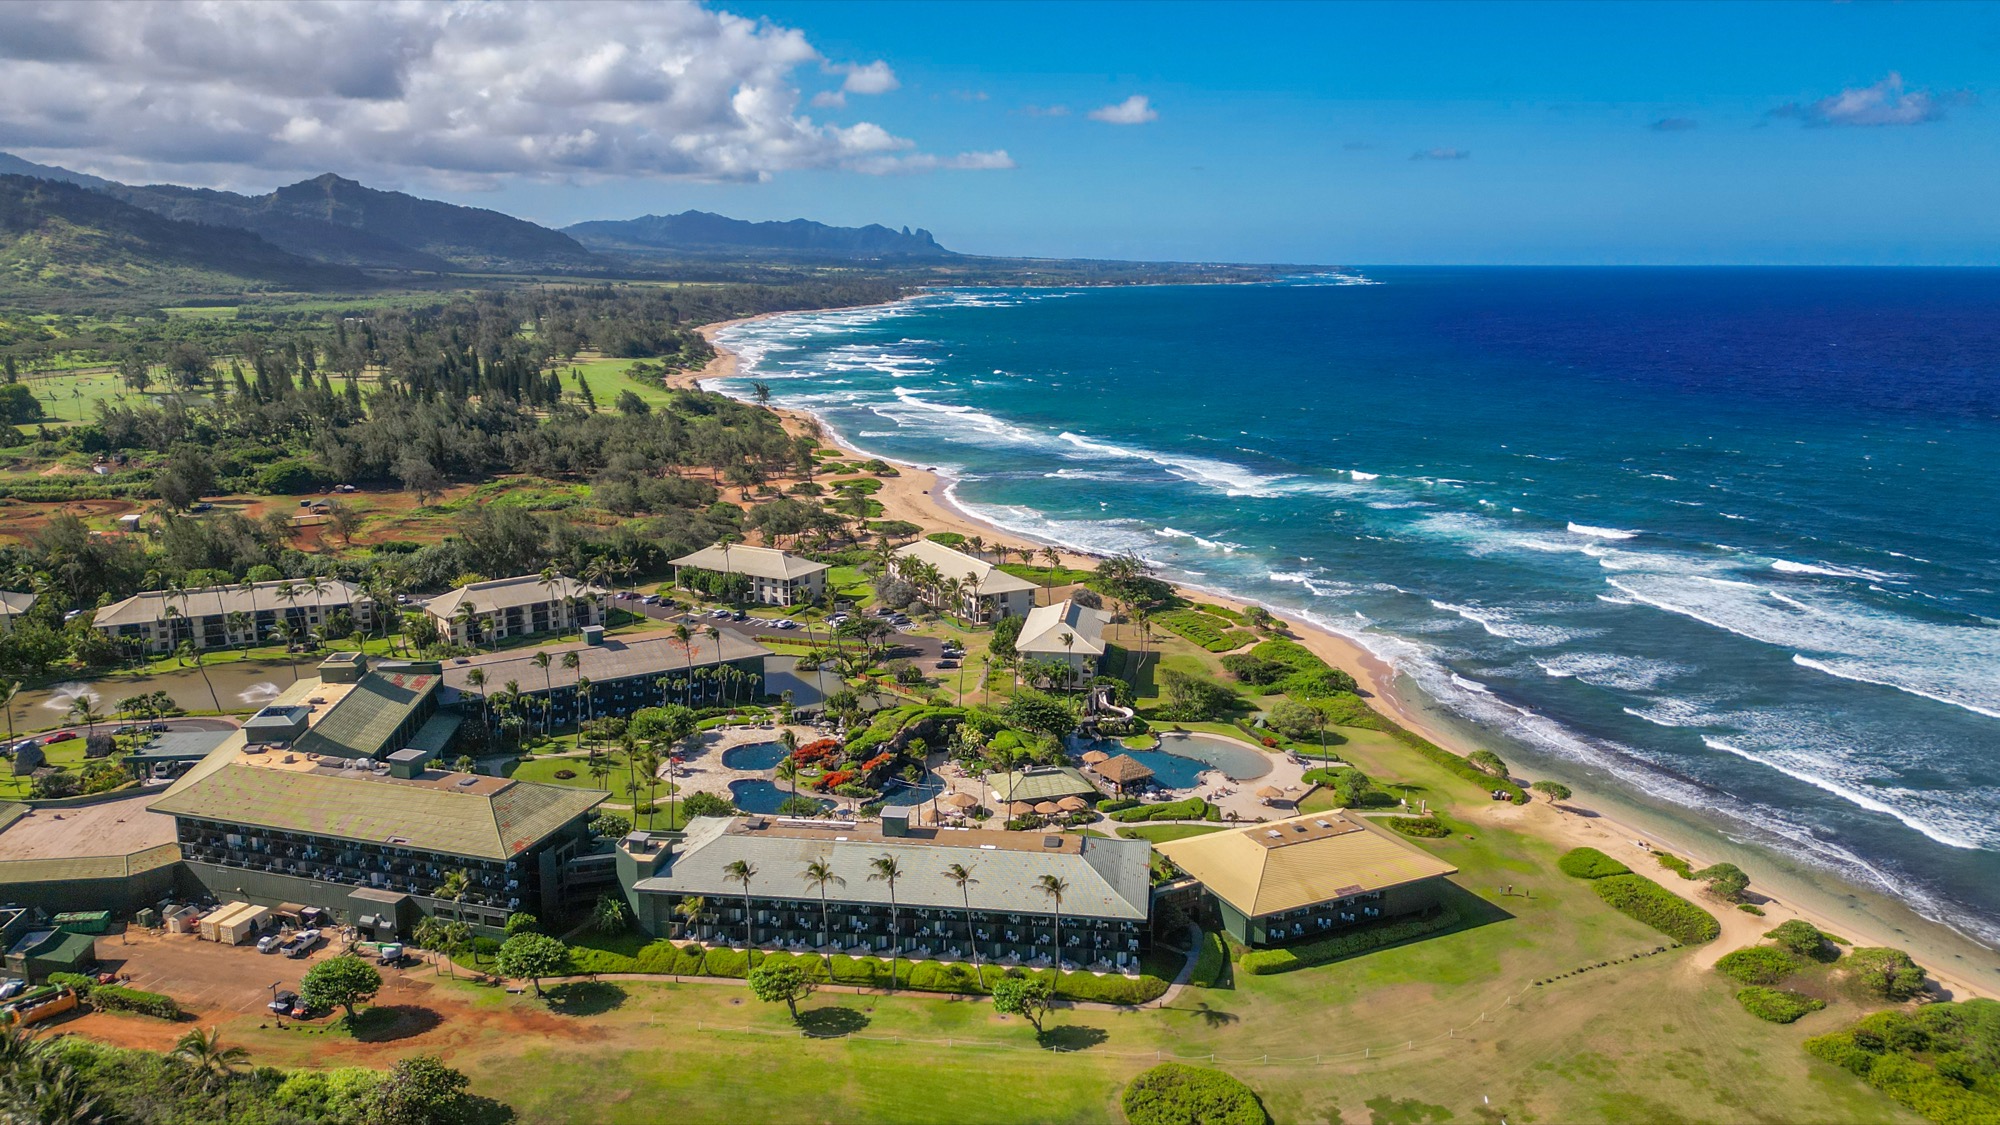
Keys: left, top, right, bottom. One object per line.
{"left": 0, "top": 496, "right": 142, "bottom": 543}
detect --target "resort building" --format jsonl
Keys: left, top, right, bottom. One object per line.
{"left": 438, "top": 628, "right": 773, "bottom": 727}
{"left": 982, "top": 765, "right": 1102, "bottom": 807}
{"left": 618, "top": 813, "right": 1155, "bottom": 970}
{"left": 0, "top": 590, "right": 34, "bottom": 632}
{"left": 1015, "top": 599, "right": 1112, "bottom": 686}
{"left": 93, "top": 578, "right": 373, "bottom": 654}
{"left": 1155, "top": 811, "right": 1458, "bottom": 948}
{"left": 891, "top": 539, "right": 1038, "bottom": 625}
{"left": 426, "top": 573, "right": 604, "bottom": 647}
{"left": 671, "top": 543, "right": 830, "bottom": 607}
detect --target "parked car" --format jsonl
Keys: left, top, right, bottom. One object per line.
{"left": 267, "top": 989, "right": 299, "bottom": 1015}
{"left": 282, "top": 929, "right": 322, "bottom": 958}
{"left": 256, "top": 933, "right": 283, "bottom": 954}
{"left": 0, "top": 979, "right": 25, "bottom": 1002}
{"left": 43, "top": 731, "right": 76, "bottom": 744}
{"left": 773, "top": 619, "right": 797, "bottom": 630}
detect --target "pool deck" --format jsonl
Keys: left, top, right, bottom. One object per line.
{"left": 671, "top": 723, "right": 829, "bottom": 802}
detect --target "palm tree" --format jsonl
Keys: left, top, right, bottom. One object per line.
{"left": 636, "top": 745, "right": 662, "bottom": 818}
{"left": 453, "top": 599, "right": 480, "bottom": 651}
{"left": 1, "top": 680, "right": 19, "bottom": 745}
{"left": 672, "top": 623, "right": 694, "bottom": 706}
{"left": 673, "top": 894, "right": 706, "bottom": 940}
{"left": 532, "top": 651, "right": 553, "bottom": 737}
{"left": 775, "top": 756, "right": 800, "bottom": 799}
{"left": 178, "top": 642, "right": 222, "bottom": 713}
{"left": 537, "top": 567, "right": 562, "bottom": 635}
{"left": 1058, "top": 630, "right": 1076, "bottom": 689}
{"left": 723, "top": 859, "right": 758, "bottom": 956}
{"left": 66, "top": 694, "right": 102, "bottom": 742}
{"left": 561, "top": 651, "right": 581, "bottom": 742}
{"left": 1036, "top": 875, "right": 1069, "bottom": 968}
{"left": 171, "top": 1026, "right": 248, "bottom": 1094}
{"left": 238, "top": 576, "right": 261, "bottom": 643}
{"left": 1042, "top": 546, "right": 1063, "bottom": 590}
{"left": 274, "top": 580, "right": 302, "bottom": 680}
{"left": 465, "top": 667, "right": 488, "bottom": 734}
{"left": 944, "top": 862, "right": 981, "bottom": 972}
{"left": 868, "top": 854, "right": 903, "bottom": 989}
{"left": 941, "top": 576, "right": 966, "bottom": 624}
{"left": 575, "top": 675, "right": 594, "bottom": 742}
{"left": 800, "top": 859, "right": 844, "bottom": 969}
{"left": 226, "top": 610, "right": 253, "bottom": 651}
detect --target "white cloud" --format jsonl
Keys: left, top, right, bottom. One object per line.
{"left": 839, "top": 60, "right": 899, "bottom": 96}
{"left": 0, "top": 1, "right": 987, "bottom": 185}
{"left": 1087, "top": 95, "right": 1158, "bottom": 125}
{"left": 852, "top": 149, "right": 1016, "bottom": 175}
{"left": 1411, "top": 148, "right": 1471, "bottom": 161}
{"left": 1022, "top": 105, "right": 1071, "bottom": 118}
{"left": 1774, "top": 73, "right": 1957, "bottom": 127}
{"left": 813, "top": 91, "right": 848, "bottom": 109}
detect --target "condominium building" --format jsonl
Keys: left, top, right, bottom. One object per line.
{"left": 671, "top": 543, "right": 830, "bottom": 607}
{"left": 1014, "top": 598, "right": 1112, "bottom": 685}
{"left": 618, "top": 812, "right": 1154, "bottom": 971}
{"left": 891, "top": 539, "right": 1037, "bottom": 625}
{"left": 93, "top": 578, "right": 373, "bottom": 654}
{"left": 426, "top": 574, "right": 604, "bottom": 646}
{"left": 438, "top": 628, "right": 773, "bottom": 726}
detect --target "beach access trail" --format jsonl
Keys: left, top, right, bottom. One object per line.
{"left": 683, "top": 314, "right": 1997, "bottom": 1003}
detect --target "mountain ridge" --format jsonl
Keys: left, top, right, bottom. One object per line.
{"left": 565, "top": 210, "right": 953, "bottom": 260}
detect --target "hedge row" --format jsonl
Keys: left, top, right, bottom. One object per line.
{"left": 1387, "top": 816, "right": 1451, "bottom": 838}
{"left": 1806, "top": 1031, "right": 2000, "bottom": 1125}
{"left": 48, "top": 973, "right": 180, "bottom": 1020}
{"left": 1556, "top": 847, "right": 1631, "bottom": 880}
{"left": 1736, "top": 986, "right": 1825, "bottom": 1024}
{"left": 1590, "top": 874, "right": 1720, "bottom": 944}
{"left": 1109, "top": 797, "right": 1217, "bottom": 823}
{"left": 1238, "top": 909, "right": 1461, "bottom": 976}
{"left": 1154, "top": 611, "right": 1256, "bottom": 654}
{"left": 1190, "top": 932, "right": 1229, "bottom": 989}
{"left": 564, "top": 941, "right": 1168, "bottom": 1004}
{"left": 1122, "top": 1063, "right": 1269, "bottom": 1125}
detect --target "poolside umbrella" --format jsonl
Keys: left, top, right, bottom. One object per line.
{"left": 1256, "top": 785, "right": 1285, "bottom": 799}
{"left": 1008, "top": 802, "right": 1036, "bottom": 817}
{"left": 945, "top": 792, "right": 979, "bottom": 809}
{"left": 1034, "top": 801, "right": 1061, "bottom": 816}
{"left": 1080, "top": 749, "right": 1110, "bottom": 766}
{"left": 1055, "top": 796, "right": 1090, "bottom": 812}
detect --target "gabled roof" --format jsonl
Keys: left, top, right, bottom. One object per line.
{"left": 291, "top": 667, "right": 438, "bottom": 760}
{"left": 151, "top": 763, "right": 602, "bottom": 860}
{"left": 982, "top": 766, "right": 1100, "bottom": 804}
{"left": 1017, "top": 599, "right": 1110, "bottom": 657}
{"left": 438, "top": 630, "right": 770, "bottom": 695}
{"left": 1156, "top": 811, "right": 1458, "bottom": 918}
{"left": 671, "top": 543, "right": 829, "bottom": 582}
{"left": 94, "top": 578, "right": 367, "bottom": 628}
{"left": 426, "top": 574, "right": 603, "bottom": 620}
{"left": 0, "top": 591, "right": 34, "bottom": 622}
{"left": 1095, "top": 755, "right": 1156, "bottom": 785}
{"left": 634, "top": 817, "right": 1151, "bottom": 921}
{"left": 893, "top": 539, "right": 1039, "bottom": 597}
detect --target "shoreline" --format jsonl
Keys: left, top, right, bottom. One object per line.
{"left": 688, "top": 310, "right": 1999, "bottom": 1002}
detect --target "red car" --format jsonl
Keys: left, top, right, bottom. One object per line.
{"left": 43, "top": 730, "right": 76, "bottom": 744}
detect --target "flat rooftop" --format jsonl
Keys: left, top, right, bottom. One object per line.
{"left": 725, "top": 816, "right": 1088, "bottom": 856}
{"left": 0, "top": 798, "right": 176, "bottom": 862}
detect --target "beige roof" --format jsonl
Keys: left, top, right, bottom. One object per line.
{"left": 0, "top": 591, "right": 33, "bottom": 622}
{"left": 94, "top": 578, "right": 368, "bottom": 628}
{"left": 1017, "top": 599, "right": 1110, "bottom": 657}
{"left": 1095, "top": 755, "right": 1156, "bottom": 785}
{"left": 672, "top": 544, "right": 829, "bottom": 582}
{"left": 1156, "top": 811, "right": 1458, "bottom": 918}
{"left": 151, "top": 762, "right": 603, "bottom": 860}
{"left": 426, "top": 573, "right": 602, "bottom": 620}
{"left": 439, "top": 630, "right": 770, "bottom": 695}
{"left": 893, "top": 539, "right": 1038, "bottom": 597}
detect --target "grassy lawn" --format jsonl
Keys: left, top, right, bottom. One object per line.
{"left": 1115, "top": 823, "right": 1225, "bottom": 845}
{"left": 563, "top": 354, "right": 680, "bottom": 411}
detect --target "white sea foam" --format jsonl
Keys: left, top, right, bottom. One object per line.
{"left": 1534, "top": 652, "right": 1689, "bottom": 692}
{"left": 1771, "top": 559, "right": 1899, "bottom": 581}
{"left": 1056, "top": 431, "right": 1293, "bottom": 496}
{"left": 1349, "top": 469, "right": 1380, "bottom": 481}
{"left": 1568, "top": 522, "right": 1640, "bottom": 540}
{"left": 1608, "top": 573, "right": 2000, "bottom": 721}
{"left": 1702, "top": 737, "right": 1986, "bottom": 850}
{"left": 1428, "top": 600, "right": 1595, "bottom": 647}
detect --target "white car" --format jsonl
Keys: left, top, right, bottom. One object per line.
{"left": 774, "top": 619, "right": 797, "bottom": 630}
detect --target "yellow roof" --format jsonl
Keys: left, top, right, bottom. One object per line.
{"left": 1155, "top": 811, "right": 1457, "bottom": 918}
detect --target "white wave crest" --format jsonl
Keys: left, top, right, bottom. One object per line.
{"left": 1056, "top": 431, "right": 1293, "bottom": 496}
{"left": 1568, "top": 522, "right": 1640, "bottom": 540}
{"left": 1771, "top": 559, "right": 1899, "bottom": 581}
{"left": 1702, "top": 737, "right": 1986, "bottom": 850}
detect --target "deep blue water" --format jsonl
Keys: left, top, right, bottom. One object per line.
{"left": 728, "top": 779, "right": 834, "bottom": 815}
{"left": 716, "top": 270, "right": 2000, "bottom": 945}
{"left": 720, "top": 741, "right": 790, "bottom": 771}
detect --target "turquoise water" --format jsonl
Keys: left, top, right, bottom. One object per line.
{"left": 720, "top": 741, "right": 789, "bottom": 771}
{"left": 1072, "top": 734, "right": 1273, "bottom": 787}
{"left": 717, "top": 272, "right": 2000, "bottom": 946}
{"left": 728, "top": 779, "right": 832, "bottom": 815}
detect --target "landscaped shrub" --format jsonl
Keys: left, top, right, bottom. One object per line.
{"left": 1238, "top": 909, "right": 1461, "bottom": 976}
{"left": 1557, "top": 847, "right": 1631, "bottom": 880}
{"left": 1190, "top": 931, "right": 1229, "bottom": 988}
{"left": 1155, "top": 611, "right": 1256, "bottom": 654}
{"left": 1110, "top": 797, "right": 1215, "bottom": 823}
{"left": 1848, "top": 947, "right": 1928, "bottom": 1000}
{"left": 1716, "top": 946, "right": 1800, "bottom": 986}
{"left": 1053, "top": 970, "right": 1168, "bottom": 1005}
{"left": 1097, "top": 797, "right": 1140, "bottom": 814}
{"left": 701, "top": 948, "right": 750, "bottom": 978}
{"left": 1736, "top": 986, "right": 1825, "bottom": 1024}
{"left": 1765, "top": 919, "right": 1835, "bottom": 961}
{"left": 1387, "top": 816, "right": 1450, "bottom": 838}
{"left": 1590, "top": 874, "right": 1721, "bottom": 944}
{"left": 1121, "top": 1063, "right": 1268, "bottom": 1125}
{"left": 1653, "top": 851, "right": 1695, "bottom": 879}
{"left": 87, "top": 983, "right": 181, "bottom": 1020}
{"left": 1805, "top": 1003, "right": 2000, "bottom": 1125}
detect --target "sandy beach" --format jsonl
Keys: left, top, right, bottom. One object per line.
{"left": 687, "top": 312, "right": 1999, "bottom": 1002}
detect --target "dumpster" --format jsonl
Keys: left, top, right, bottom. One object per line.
{"left": 52, "top": 911, "right": 110, "bottom": 936}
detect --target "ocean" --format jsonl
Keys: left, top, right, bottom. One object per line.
{"left": 713, "top": 269, "right": 2000, "bottom": 948}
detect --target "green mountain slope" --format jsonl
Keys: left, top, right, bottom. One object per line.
{"left": 566, "top": 210, "right": 954, "bottom": 260}
{"left": 0, "top": 174, "right": 362, "bottom": 300}
{"left": 109, "top": 173, "right": 594, "bottom": 271}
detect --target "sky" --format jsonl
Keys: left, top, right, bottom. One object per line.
{"left": 2, "top": 0, "right": 1997, "bottom": 265}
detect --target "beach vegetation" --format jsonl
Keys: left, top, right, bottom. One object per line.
{"left": 1220, "top": 653, "right": 1289, "bottom": 686}
{"left": 1530, "top": 779, "right": 1573, "bottom": 805}
{"left": 1848, "top": 946, "right": 1928, "bottom": 1001}
{"left": 1588, "top": 873, "right": 1721, "bottom": 944}
{"left": 1121, "top": 1063, "right": 1268, "bottom": 1125}
{"left": 1155, "top": 609, "right": 1256, "bottom": 653}
{"left": 1767, "top": 919, "right": 1839, "bottom": 961}
{"left": 1692, "top": 861, "right": 1751, "bottom": 902}
{"left": 1716, "top": 946, "right": 1803, "bottom": 986}
{"left": 1156, "top": 668, "right": 1239, "bottom": 721}
{"left": 1737, "top": 986, "right": 1827, "bottom": 1024}
{"left": 1804, "top": 1001, "right": 2000, "bottom": 1125}
{"left": 1466, "top": 749, "right": 1509, "bottom": 777}
{"left": 1653, "top": 851, "right": 1696, "bottom": 878}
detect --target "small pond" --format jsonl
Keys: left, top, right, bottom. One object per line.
{"left": 1071, "top": 733, "right": 1272, "bottom": 789}
{"left": 728, "top": 779, "right": 833, "bottom": 815}
{"left": 720, "top": 741, "right": 790, "bottom": 771}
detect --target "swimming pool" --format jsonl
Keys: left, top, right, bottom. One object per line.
{"left": 878, "top": 772, "right": 945, "bottom": 808}
{"left": 721, "top": 741, "right": 790, "bottom": 771}
{"left": 1072, "top": 733, "right": 1272, "bottom": 789}
{"left": 728, "top": 779, "right": 833, "bottom": 815}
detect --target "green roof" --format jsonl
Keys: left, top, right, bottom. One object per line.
{"left": 292, "top": 668, "right": 438, "bottom": 760}
{"left": 152, "top": 764, "right": 601, "bottom": 860}
{"left": 405, "top": 711, "right": 464, "bottom": 757}
{"left": 982, "top": 766, "right": 1099, "bottom": 803}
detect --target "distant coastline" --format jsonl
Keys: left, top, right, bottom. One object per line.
{"left": 684, "top": 301, "right": 2000, "bottom": 1001}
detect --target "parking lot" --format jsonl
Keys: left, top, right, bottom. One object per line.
{"left": 90, "top": 926, "right": 435, "bottom": 1019}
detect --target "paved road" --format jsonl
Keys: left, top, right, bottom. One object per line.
{"left": 615, "top": 598, "right": 952, "bottom": 667}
